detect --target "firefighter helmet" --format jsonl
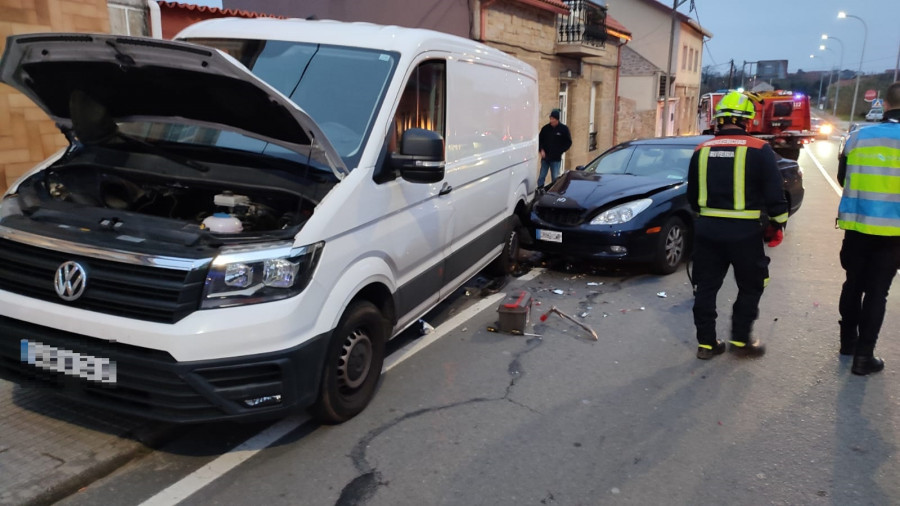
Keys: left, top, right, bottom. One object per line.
{"left": 714, "top": 91, "right": 756, "bottom": 121}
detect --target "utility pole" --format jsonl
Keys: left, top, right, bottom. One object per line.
{"left": 662, "top": 0, "right": 687, "bottom": 137}
{"left": 727, "top": 59, "right": 734, "bottom": 89}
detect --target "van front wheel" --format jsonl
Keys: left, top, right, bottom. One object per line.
{"left": 311, "top": 301, "right": 386, "bottom": 424}
{"left": 486, "top": 216, "right": 522, "bottom": 277}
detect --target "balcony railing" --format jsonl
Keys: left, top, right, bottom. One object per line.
{"left": 557, "top": 0, "right": 608, "bottom": 48}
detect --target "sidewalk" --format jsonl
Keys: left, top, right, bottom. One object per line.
{"left": 0, "top": 380, "right": 174, "bottom": 506}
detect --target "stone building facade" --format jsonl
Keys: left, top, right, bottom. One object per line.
{"left": 0, "top": 0, "right": 110, "bottom": 192}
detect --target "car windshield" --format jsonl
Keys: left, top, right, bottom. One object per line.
{"left": 583, "top": 144, "right": 695, "bottom": 180}
{"left": 184, "top": 38, "right": 399, "bottom": 170}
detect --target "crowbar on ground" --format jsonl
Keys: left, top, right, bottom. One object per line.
{"left": 539, "top": 306, "right": 599, "bottom": 341}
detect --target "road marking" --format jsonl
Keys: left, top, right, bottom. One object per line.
{"left": 384, "top": 269, "right": 544, "bottom": 372}
{"left": 139, "top": 268, "right": 545, "bottom": 506}
{"left": 805, "top": 149, "right": 843, "bottom": 197}
{"left": 139, "top": 414, "right": 309, "bottom": 506}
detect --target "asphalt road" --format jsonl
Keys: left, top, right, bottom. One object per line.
{"left": 17, "top": 136, "right": 900, "bottom": 505}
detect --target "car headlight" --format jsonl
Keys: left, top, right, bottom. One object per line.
{"left": 820, "top": 124, "right": 833, "bottom": 135}
{"left": 201, "top": 241, "right": 323, "bottom": 309}
{"left": 590, "top": 198, "right": 653, "bottom": 225}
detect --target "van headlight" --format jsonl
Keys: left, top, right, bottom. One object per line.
{"left": 590, "top": 199, "right": 653, "bottom": 225}
{"left": 201, "top": 241, "right": 323, "bottom": 308}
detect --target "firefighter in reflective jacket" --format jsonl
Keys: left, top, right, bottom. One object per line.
{"left": 687, "top": 91, "right": 789, "bottom": 360}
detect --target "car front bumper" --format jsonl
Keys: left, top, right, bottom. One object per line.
{"left": 0, "top": 315, "right": 329, "bottom": 423}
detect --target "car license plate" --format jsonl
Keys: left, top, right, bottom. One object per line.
{"left": 537, "top": 229, "right": 562, "bottom": 243}
{"left": 20, "top": 339, "right": 117, "bottom": 383}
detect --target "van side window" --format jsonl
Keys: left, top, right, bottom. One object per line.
{"left": 395, "top": 60, "right": 446, "bottom": 145}
{"left": 377, "top": 60, "right": 446, "bottom": 182}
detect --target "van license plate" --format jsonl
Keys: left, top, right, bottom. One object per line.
{"left": 537, "top": 229, "right": 562, "bottom": 243}
{"left": 20, "top": 339, "right": 117, "bottom": 383}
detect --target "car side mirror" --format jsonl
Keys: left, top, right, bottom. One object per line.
{"left": 391, "top": 128, "right": 445, "bottom": 184}
{"left": 575, "top": 165, "right": 585, "bottom": 171}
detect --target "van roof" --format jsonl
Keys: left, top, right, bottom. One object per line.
{"left": 175, "top": 17, "right": 536, "bottom": 79}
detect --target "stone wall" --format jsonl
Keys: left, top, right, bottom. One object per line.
{"left": 615, "top": 96, "right": 657, "bottom": 142}
{"left": 0, "top": 0, "right": 111, "bottom": 193}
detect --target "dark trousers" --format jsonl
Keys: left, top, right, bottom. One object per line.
{"left": 839, "top": 230, "right": 900, "bottom": 356}
{"left": 692, "top": 231, "right": 769, "bottom": 346}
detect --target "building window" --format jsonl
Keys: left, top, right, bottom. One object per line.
{"left": 682, "top": 45, "right": 687, "bottom": 70}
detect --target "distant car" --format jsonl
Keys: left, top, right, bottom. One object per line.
{"left": 866, "top": 107, "right": 884, "bottom": 122}
{"left": 810, "top": 117, "right": 834, "bottom": 139}
{"left": 523, "top": 135, "right": 805, "bottom": 274}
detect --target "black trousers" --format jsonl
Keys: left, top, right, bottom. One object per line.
{"left": 839, "top": 230, "right": 900, "bottom": 355}
{"left": 692, "top": 230, "right": 769, "bottom": 346}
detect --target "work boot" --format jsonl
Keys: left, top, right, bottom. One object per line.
{"left": 839, "top": 320, "right": 858, "bottom": 356}
{"left": 729, "top": 339, "right": 766, "bottom": 357}
{"left": 697, "top": 340, "right": 726, "bottom": 360}
{"left": 851, "top": 356, "right": 885, "bottom": 376}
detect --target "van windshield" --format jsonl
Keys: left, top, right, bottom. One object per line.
{"left": 186, "top": 38, "right": 399, "bottom": 170}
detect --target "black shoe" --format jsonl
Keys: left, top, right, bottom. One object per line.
{"left": 729, "top": 339, "right": 766, "bottom": 357}
{"left": 697, "top": 340, "right": 726, "bottom": 360}
{"left": 851, "top": 356, "right": 885, "bottom": 376}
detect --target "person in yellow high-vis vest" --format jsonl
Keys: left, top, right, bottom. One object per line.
{"left": 687, "top": 91, "right": 789, "bottom": 360}
{"left": 836, "top": 81, "right": 900, "bottom": 376}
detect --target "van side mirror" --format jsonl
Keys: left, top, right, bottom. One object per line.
{"left": 391, "top": 128, "right": 445, "bottom": 184}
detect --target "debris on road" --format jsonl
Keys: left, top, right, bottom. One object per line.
{"left": 539, "top": 306, "right": 599, "bottom": 341}
{"left": 657, "top": 291, "right": 667, "bottom": 298}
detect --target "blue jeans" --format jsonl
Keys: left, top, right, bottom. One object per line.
{"left": 538, "top": 159, "right": 561, "bottom": 187}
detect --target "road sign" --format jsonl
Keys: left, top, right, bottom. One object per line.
{"left": 864, "top": 89, "right": 877, "bottom": 101}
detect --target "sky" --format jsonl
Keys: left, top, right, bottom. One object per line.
{"left": 180, "top": 0, "right": 898, "bottom": 76}
{"left": 683, "top": 0, "right": 899, "bottom": 75}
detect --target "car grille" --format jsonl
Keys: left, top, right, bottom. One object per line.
{"left": 535, "top": 206, "right": 586, "bottom": 226}
{"left": 0, "top": 237, "right": 206, "bottom": 323}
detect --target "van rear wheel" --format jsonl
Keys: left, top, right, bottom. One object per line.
{"left": 311, "top": 301, "right": 386, "bottom": 424}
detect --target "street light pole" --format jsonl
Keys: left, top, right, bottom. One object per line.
{"left": 838, "top": 11, "right": 868, "bottom": 123}
{"left": 819, "top": 45, "right": 836, "bottom": 112}
{"left": 811, "top": 55, "right": 825, "bottom": 108}
{"left": 822, "top": 34, "right": 844, "bottom": 117}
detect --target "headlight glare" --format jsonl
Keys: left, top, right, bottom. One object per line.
{"left": 590, "top": 198, "right": 653, "bottom": 225}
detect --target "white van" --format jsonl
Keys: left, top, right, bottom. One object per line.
{"left": 0, "top": 18, "right": 538, "bottom": 423}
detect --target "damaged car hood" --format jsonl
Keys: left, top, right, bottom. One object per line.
{"left": 540, "top": 171, "right": 683, "bottom": 209}
{"left": 0, "top": 32, "right": 348, "bottom": 178}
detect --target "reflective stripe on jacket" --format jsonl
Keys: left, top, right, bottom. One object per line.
{"left": 687, "top": 133, "right": 789, "bottom": 224}
{"left": 838, "top": 122, "right": 900, "bottom": 236}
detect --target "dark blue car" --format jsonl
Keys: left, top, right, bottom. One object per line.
{"left": 523, "top": 135, "right": 804, "bottom": 274}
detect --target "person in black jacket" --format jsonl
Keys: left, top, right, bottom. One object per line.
{"left": 686, "top": 91, "right": 789, "bottom": 360}
{"left": 537, "top": 109, "right": 572, "bottom": 187}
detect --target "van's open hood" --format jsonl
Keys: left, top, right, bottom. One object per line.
{"left": 0, "top": 33, "right": 349, "bottom": 178}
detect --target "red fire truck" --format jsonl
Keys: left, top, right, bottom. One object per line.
{"left": 698, "top": 90, "right": 817, "bottom": 160}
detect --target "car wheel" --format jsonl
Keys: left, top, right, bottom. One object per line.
{"left": 487, "top": 215, "right": 524, "bottom": 277}
{"left": 652, "top": 216, "right": 687, "bottom": 275}
{"left": 311, "top": 301, "right": 386, "bottom": 424}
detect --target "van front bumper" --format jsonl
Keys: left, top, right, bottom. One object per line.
{"left": 0, "top": 315, "right": 329, "bottom": 423}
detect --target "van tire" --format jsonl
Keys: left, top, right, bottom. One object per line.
{"left": 311, "top": 301, "right": 386, "bottom": 424}
{"left": 651, "top": 216, "right": 687, "bottom": 275}
{"left": 487, "top": 215, "right": 522, "bottom": 277}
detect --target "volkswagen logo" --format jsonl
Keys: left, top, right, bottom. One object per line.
{"left": 54, "top": 261, "right": 87, "bottom": 301}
